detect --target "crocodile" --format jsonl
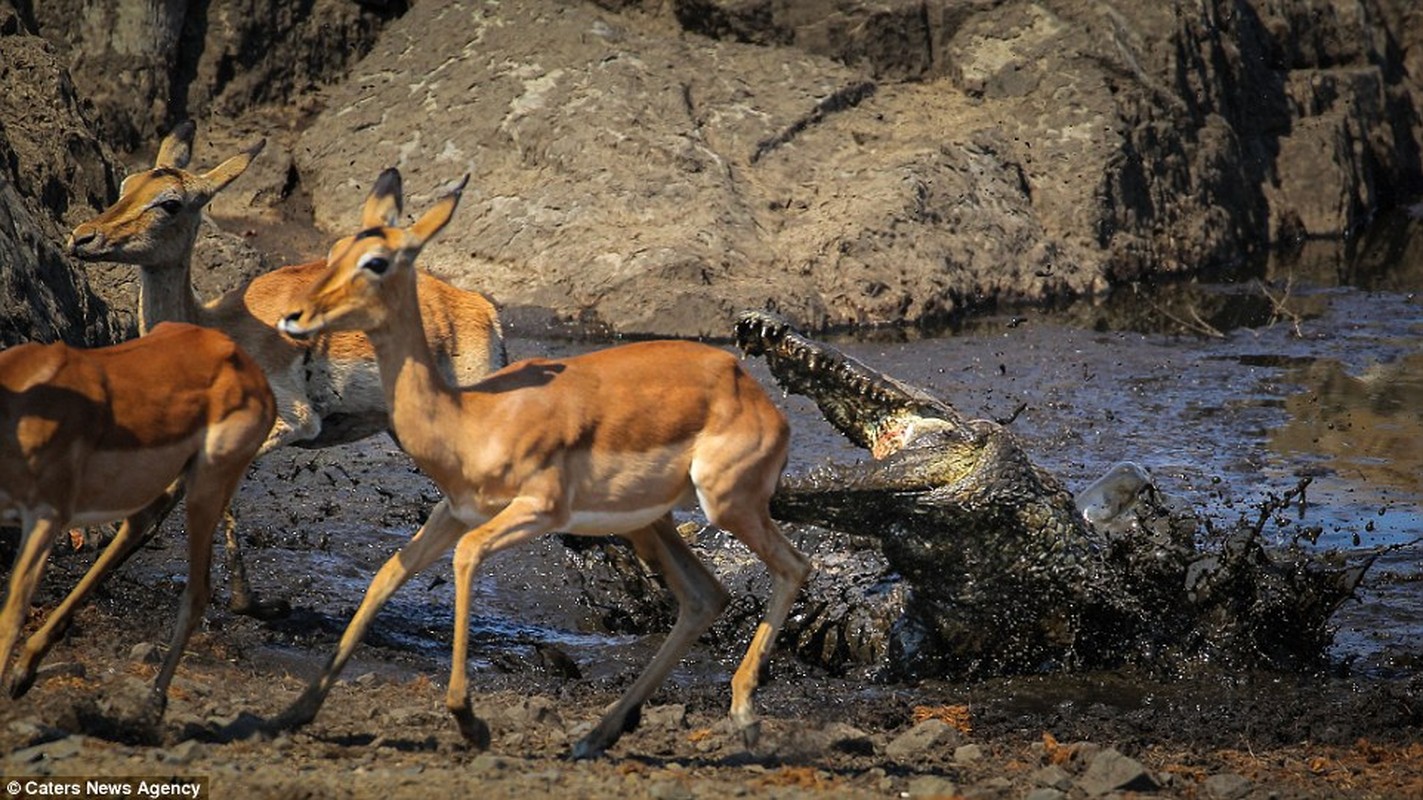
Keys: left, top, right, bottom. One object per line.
{"left": 718, "top": 310, "right": 1370, "bottom": 679}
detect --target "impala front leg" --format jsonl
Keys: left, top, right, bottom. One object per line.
{"left": 267, "top": 500, "right": 467, "bottom": 733}
{"left": 445, "top": 496, "right": 562, "bottom": 749}
{"left": 1, "top": 511, "right": 63, "bottom": 696}
{"left": 221, "top": 508, "right": 290, "bottom": 620}
{"left": 10, "top": 496, "right": 170, "bottom": 698}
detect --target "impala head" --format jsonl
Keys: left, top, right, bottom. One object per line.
{"left": 66, "top": 120, "right": 265, "bottom": 266}
{"left": 278, "top": 168, "right": 467, "bottom": 340}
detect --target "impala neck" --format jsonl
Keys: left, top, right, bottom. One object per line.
{"left": 136, "top": 248, "right": 205, "bottom": 334}
{"left": 366, "top": 272, "right": 465, "bottom": 465}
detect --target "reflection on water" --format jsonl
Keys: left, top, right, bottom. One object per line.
{"left": 1272, "top": 353, "right": 1423, "bottom": 506}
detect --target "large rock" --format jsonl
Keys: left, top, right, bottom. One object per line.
{"left": 28, "top": 0, "right": 401, "bottom": 150}
{"left": 0, "top": 9, "right": 120, "bottom": 346}
{"left": 0, "top": 8, "right": 280, "bottom": 345}
{"left": 18, "top": 0, "right": 1423, "bottom": 336}
{"left": 287, "top": 0, "right": 1421, "bottom": 336}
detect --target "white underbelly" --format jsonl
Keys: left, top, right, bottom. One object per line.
{"left": 446, "top": 500, "right": 680, "bottom": 537}
{"left": 562, "top": 505, "right": 679, "bottom": 536}
{"left": 0, "top": 502, "right": 152, "bottom": 529}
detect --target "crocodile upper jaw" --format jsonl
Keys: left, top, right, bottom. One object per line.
{"left": 735, "top": 310, "right": 976, "bottom": 457}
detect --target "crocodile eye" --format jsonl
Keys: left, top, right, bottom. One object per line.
{"left": 359, "top": 254, "right": 390, "bottom": 275}
{"left": 157, "top": 199, "right": 183, "bottom": 215}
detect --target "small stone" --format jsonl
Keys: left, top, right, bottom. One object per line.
{"left": 821, "top": 721, "right": 876, "bottom": 756}
{"left": 470, "top": 753, "right": 514, "bottom": 773}
{"left": 885, "top": 718, "right": 962, "bottom": 761}
{"left": 953, "top": 742, "right": 985, "bottom": 763}
{"left": 1077, "top": 748, "right": 1159, "bottom": 796}
{"left": 964, "top": 777, "right": 1013, "bottom": 798}
{"left": 159, "top": 738, "right": 204, "bottom": 765}
{"left": 6, "top": 734, "right": 84, "bottom": 764}
{"left": 647, "top": 780, "right": 693, "bottom": 800}
{"left": 642, "top": 704, "right": 687, "bottom": 730}
{"left": 169, "top": 676, "right": 209, "bottom": 699}
{"left": 354, "top": 671, "right": 380, "bottom": 687}
{"left": 130, "top": 642, "right": 163, "bottom": 664}
{"left": 35, "top": 661, "right": 86, "bottom": 681}
{"left": 1066, "top": 740, "right": 1102, "bottom": 770}
{"left": 1032, "top": 764, "right": 1072, "bottom": 790}
{"left": 1024, "top": 789, "right": 1066, "bottom": 800}
{"left": 7, "top": 718, "right": 66, "bottom": 747}
{"left": 384, "top": 707, "right": 438, "bottom": 727}
{"left": 503, "top": 695, "right": 562, "bottom": 728}
{"left": 1203, "top": 773, "right": 1252, "bottom": 800}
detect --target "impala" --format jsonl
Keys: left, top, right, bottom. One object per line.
{"left": 66, "top": 121, "right": 507, "bottom": 616}
{"left": 273, "top": 169, "right": 811, "bottom": 758}
{"left": 0, "top": 322, "right": 275, "bottom": 711}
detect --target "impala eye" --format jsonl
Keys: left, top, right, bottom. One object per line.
{"left": 157, "top": 199, "right": 183, "bottom": 214}
{"left": 360, "top": 254, "right": 391, "bottom": 275}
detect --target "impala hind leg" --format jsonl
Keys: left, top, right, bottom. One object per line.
{"left": 571, "top": 515, "right": 729, "bottom": 760}
{"left": 267, "top": 500, "right": 468, "bottom": 733}
{"left": 90, "top": 479, "right": 182, "bottom": 576}
{"left": 717, "top": 510, "right": 810, "bottom": 748}
{"left": 103, "top": 478, "right": 284, "bottom": 620}
{"left": 145, "top": 460, "right": 246, "bottom": 710}
{"left": 9, "top": 494, "right": 172, "bottom": 699}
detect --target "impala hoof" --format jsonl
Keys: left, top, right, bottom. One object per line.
{"left": 570, "top": 734, "right": 607, "bottom": 761}
{"left": 452, "top": 707, "right": 491, "bottom": 750}
{"left": 228, "top": 594, "right": 292, "bottom": 621}
{"left": 739, "top": 719, "right": 762, "bottom": 750}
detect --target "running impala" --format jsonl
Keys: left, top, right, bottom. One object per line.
{"left": 0, "top": 322, "right": 275, "bottom": 713}
{"left": 273, "top": 169, "right": 811, "bottom": 758}
{"left": 65, "top": 122, "right": 507, "bottom": 616}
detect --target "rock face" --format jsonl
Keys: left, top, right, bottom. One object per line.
{"left": 4, "top": 0, "right": 1422, "bottom": 341}
{"left": 290, "top": 0, "right": 1422, "bottom": 335}
{"left": 0, "top": 11, "right": 120, "bottom": 346}
{"left": 26, "top": 0, "right": 402, "bottom": 151}
{"left": 0, "top": 9, "right": 282, "bottom": 345}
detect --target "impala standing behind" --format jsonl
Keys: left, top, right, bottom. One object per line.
{"left": 65, "top": 122, "right": 507, "bottom": 616}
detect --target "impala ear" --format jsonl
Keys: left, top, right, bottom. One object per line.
{"left": 406, "top": 174, "right": 467, "bottom": 247}
{"left": 196, "top": 138, "right": 265, "bottom": 203}
{"left": 155, "top": 121, "right": 197, "bottom": 169}
{"left": 362, "top": 168, "right": 404, "bottom": 229}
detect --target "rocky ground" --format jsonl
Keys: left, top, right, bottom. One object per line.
{"left": 2, "top": 432, "right": 1421, "bottom": 800}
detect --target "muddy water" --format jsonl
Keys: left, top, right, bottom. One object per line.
{"left": 224, "top": 210, "right": 1421, "bottom": 689}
